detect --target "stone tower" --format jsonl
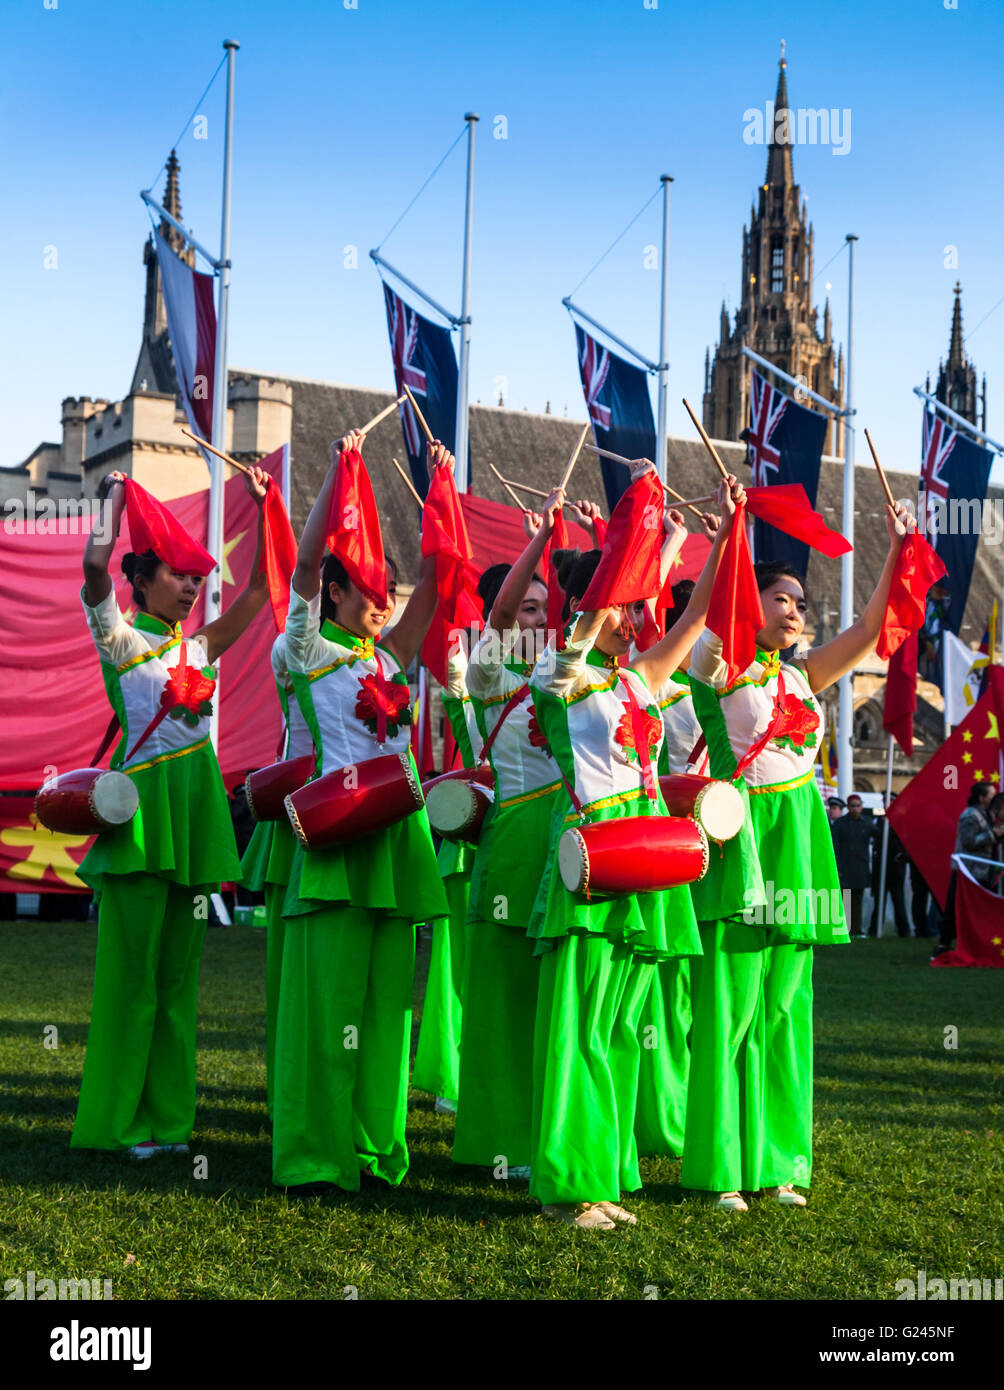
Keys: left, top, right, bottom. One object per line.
{"left": 130, "top": 150, "right": 193, "bottom": 398}
{"left": 927, "top": 283, "right": 987, "bottom": 431}
{"left": 703, "top": 46, "right": 844, "bottom": 454}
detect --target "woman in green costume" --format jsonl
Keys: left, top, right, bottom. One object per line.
{"left": 239, "top": 627, "right": 316, "bottom": 1118}
{"left": 450, "top": 491, "right": 571, "bottom": 1178}
{"left": 527, "top": 468, "right": 744, "bottom": 1229}
{"left": 273, "top": 429, "right": 450, "bottom": 1193}
{"left": 681, "top": 502, "right": 916, "bottom": 1211}
{"left": 73, "top": 465, "right": 269, "bottom": 1157}
{"left": 412, "top": 640, "right": 483, "bottom": 1114}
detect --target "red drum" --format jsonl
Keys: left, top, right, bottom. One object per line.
{"left": 659, "top": 773, "right": 744, "bottom": 844}
{"left": 285, "top": 752, "right": 424, "bottom": 850}
{"left": 245, "top": 754, "right": 315, "bottom": 822}
{"left": 558, "top": 816, "right": 709, "bottom": 897}
{"left": 425, "top": 778, "right": 495, "bottom": 843}
{"left": 35, "top": 768, "right": 139, "bottom": 835}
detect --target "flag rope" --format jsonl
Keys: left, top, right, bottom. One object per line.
{"left": 566, "top": 185, "right": 662, "bottom": 300}
{"left": 146, "top": 52, "right": 229, "bottom": 192}
{"left": 374, "top": 125, "right": 468, "bottom": 253}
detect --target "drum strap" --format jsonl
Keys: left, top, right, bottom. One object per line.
{"left": 92, "top": 714, "right": 120, "bottom": 766}
{"left": 620, "top": 675, "right": 659, "bottom": 803}
{"left": 476, "top": 683, "right": 531, "bottom": 765}
{"left": 687, "top": 670, "right": 789, "bottom": 781}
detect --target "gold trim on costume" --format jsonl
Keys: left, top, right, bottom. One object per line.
{"left": 498, "top": 779, "right": 562, "bottom": 810}
{"left": 745, "top": 768, "right": 815, "bottom": 795}
{"left": 117, "top": 634, "right": 182, "bottom": 675}
{"left": 125, "top": 735, "right": 210, "bottom": 775}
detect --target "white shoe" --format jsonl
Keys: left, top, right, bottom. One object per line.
{"left": 713, "top": 1191, "right": 749, "bottom": 1212}
{"left": 542, "top": 1202, "right": 616, "bottom": 1231}
{"left": 126, "top": 1141, "right": 160, "bottom": 1160}
{"left": 434, "top": 1097, "right": 457, "bottom": 1115}
{"left": 505, "top": 1164, "right": 532, "bottom": 1180}
{"left": 763, "top": 1183, "right": 807, "bottom": 1206}
{"left": 159, "top": 1143, "right": 190, "bottom": 1155}
{"left": 594, "top": 1200, "right": 638, "bottom": 1225}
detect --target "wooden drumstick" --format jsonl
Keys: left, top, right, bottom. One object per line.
{"left": 863, "top": 429, "right": 898, "bottom": 508}
{"left": 181, "top": 428, "right": 255, "bottom": 477}
{"left": 560, "top": 423, "right": 590, "bottom": 490}
{"left": 359, "top": 394, "right": 407, "bottom": 436}
{"left": 391, "top": 456, "right": 425, "bottom": 510}
{"left": 487, "top": 460, "right": 532, "bottom": 509}
{"left": 498, "top": 475, "right": 548, "bottom": 500}
{"left": 681, "top": 397, "right": 730, "bottom": 480}
{"left": 402, "top": 384, "right": 435, "bottom": 445}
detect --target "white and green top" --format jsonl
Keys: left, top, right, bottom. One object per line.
{"left": 284, "top": 587, "right": 412, "bottom": 777}
{"left": 656, "top": 671, "right": 708, "bottom": 777}
{"left": 442, "top": 644, "right": 483, "bottom": 768}
{"left": 271, "top": 632, "right": 314, "bottom": 761}
{"left": 467, "top": 625, "right": 561, "bottom": 810}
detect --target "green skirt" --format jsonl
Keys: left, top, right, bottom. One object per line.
{"left": 528, "top": 796, "right": 702, "bottom": 961}
{"left": 241, "top": 816, "right": 297, "bottom": 892}
{"left": 688, "top": 780, "right": 766, "bottom": 926}
{"left": 78, "top": 739, "right": 240, "bottom": 892}
{"left": 469, "top": 786, "right": 561, "bottom": 927}
{"left": 281, "top": 802, "right": 449, "bottom": 924}
{"left": 746, "top": 778, "right": 849, "bottom": 945}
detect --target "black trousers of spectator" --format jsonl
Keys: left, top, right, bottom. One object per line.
{"left": 869, "top": 865, "right": 910, "bottom": 936}
{"left": 845, "top": 887, "right": 865, "bottom": 937}
{"left": 910, "top": 866, "right": 932, "bottom": 936}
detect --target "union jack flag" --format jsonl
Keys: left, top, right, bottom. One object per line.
{"left": 384, "top": 285, "right": 429, "bottom": 458}
{"left": 747, "top": 372, "right": 786, "bottom": 487}
{"left": 920, "top": 408, "right": 956, "bottom": 537}
{"left": 578, "top": 331, "right": 612, "bottom": 431}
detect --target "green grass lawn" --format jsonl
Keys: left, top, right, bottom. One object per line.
{"left": 1, "top": 920, "right": 1001, "bottom": 1300}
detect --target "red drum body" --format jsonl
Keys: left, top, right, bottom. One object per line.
{"left": 246, "top": 754, "right": 315, "bottom": 822}
{"left": 285, "top": 752, "right": 424, "bottom": 850}
{"left": 35, "top": 768, "right": 139, "bottom": 835}
{"left": 558, "top": 816, "right": 709, "bottom": 897}
{"left": 659, "top": 773, "right": 745, "bottom": 844}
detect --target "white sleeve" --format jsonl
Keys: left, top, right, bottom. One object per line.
{"left": 530, "top": 625, "right": 595, "bottom": 703}
{"left": 283, "top": 585, "right": 326, "bottom": 675}
{"left": 80, "top": 585, "right": 145, "bottom": 669}
{"left": 444, "top": 643, "right": 469, "bottom": 699}
{"left": 689, "top": 627, "right": 729, "bottom": 689}
{"left": 467, "top": 625, "right": 514, "bottom": 700}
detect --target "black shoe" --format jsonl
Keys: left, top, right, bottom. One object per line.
{"left": 285, "top": 1181, "right": 335, "bottom": 1197}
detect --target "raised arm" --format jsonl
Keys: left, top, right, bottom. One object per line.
{"left": 382, "top": 441, "right": 456, "bottom": 671}
{"left": 804, "top": 503, "right": 914, "bottom": 695}
{"left": 488, "top": 486, "right": 565, "bottom": 635}
{"left": 633, "top": 474, "right": 745, "bottom": 691}
{"left": 83, "top": 471, "right": 128, "bottom": 606}
{"left": 194, "top": 465, "right": 270, "bottom": 664}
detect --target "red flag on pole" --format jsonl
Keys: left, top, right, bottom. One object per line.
{"left": 123, "top": 479, "right": 215, "bottom": 576}
{"left": 325, "top": 447, "right": 387, "bottom": 610}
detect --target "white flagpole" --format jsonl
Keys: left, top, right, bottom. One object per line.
{"left": 455, "top": 113, "right": 478, "bottom": 493}
{"left": 655, "top": 175, "right": 672, "bottom": 484}
{"left": 875, "top": 734, "right": 894, "bottom": 938}
{"left": 206, "top": 38, "right": 239, "bottom": 752}
{"left": 837, "top": 234, "right": 858, "bottom": 802}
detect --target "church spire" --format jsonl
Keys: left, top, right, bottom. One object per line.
{"left": 765, "top": 40, "right": 794, "bottom": 190}
{"left": 947, "top": 281, "right": 965, "bottom": 372}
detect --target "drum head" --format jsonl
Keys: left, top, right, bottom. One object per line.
{"left": 558, "top": 827, "right": 588, "bottom": 894}
{"left": 91, "top": 771, "right": 140, "bottom": 826}
{"left": 426, "top": 779, "right": 478, "bottom": 836}
{"left": 698, "top": 781, "right": 745, "bottom": 842}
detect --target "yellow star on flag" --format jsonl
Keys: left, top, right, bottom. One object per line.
{"left": 671, "top": 552, "right": 685, "bottom": 570}
{"left": 992, "top": 937, "right": 1002, "bottom": 946}
{"left": 963, "top": 731, "right": 973, "bottom": 743}
{"left": 0, "top": 816, "right": 89, "bottom": 888}
{"left": 987, "top": 712, "right": 999, "bottom": 742}
{"left": 963, "top": 752, "right": 973, "bottom": 764}
{"left": 974, "top": 770, "right": 987, "bottom": 781}
{"left": 220, "top": 529, "right": 248, "bottom": 588}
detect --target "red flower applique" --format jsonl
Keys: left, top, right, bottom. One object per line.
{"left": 354, "top": 672, "right": 412, "bottom": 739}
{"left": 613, "top": 701, "right": 663, "bottom": 765}
{"left": 162, "top": 662, "right": 215, "bottom": 727}
{"left": 527, "top": 708, "right": 554, "bottom": 758}
{"left": 770, "top": 690, "right": 820, "bottom": 752}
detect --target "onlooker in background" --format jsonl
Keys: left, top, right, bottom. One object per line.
{"left": 905, "top": 851, "right": 934, "bottom": 938}
{"left": 827, "top": 796, "right": 845, "bottom": 824}
{"left": 868, "top": 795, "right": 910, "bottom": 937}
{"left": 831, "top": 793, "right": 872, "bottom": 938}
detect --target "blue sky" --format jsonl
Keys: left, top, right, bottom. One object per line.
{"left": 3, "top": 0, "right": 1003, "bottom": 482}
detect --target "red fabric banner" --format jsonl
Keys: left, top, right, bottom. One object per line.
{"left": 745, "top": 483, "right": 851, "bottom": 558}
{"left": 325, "top": 447, "right": 387, "bottom": 610}
{"left": 259, "top": 451, "right": 298, "bottom": 630}
{"left": 0, "top": 453, "right": 287, "bottom": 812}
{"left": 876, "top": 533, "right": 947, "bottom": 661}
{"left": 0, "top": 794, "right": 92, "bottom": 894}
{"left": 931, "top": 858, "right": 1004, "bottom": 968}
{"left": 883, "top": 629, "right": 918, "bottom": 756}
{"left": 580, "top": 472, "right": 664, "bottom": 610}
{"left": 888, "top": 666, "right": 1004, "bottom": 908}
{"left": 706, "top": 504, "right": 764, "bottom": 681}
{"left": 124, "top": 478, "right": 215, "bottom": 576}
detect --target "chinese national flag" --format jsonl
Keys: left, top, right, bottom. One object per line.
{"left": 888, "top": 666, "right": 1004, "bottom": 908}
{"left": 932, "top": 858, "right": 1004, "bottom": 968}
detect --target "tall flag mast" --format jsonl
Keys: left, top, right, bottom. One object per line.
{"left": 837, "top": 233, "right": 858, "bottom": 802}
{"left": 455, "top": 114, "right": 478, "bottom": 493}
{"left": 655, "top": 176, "right": 672, "bottom": 482}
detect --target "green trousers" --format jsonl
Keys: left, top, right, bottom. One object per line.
{"left": 271, "top": 905, "right": 415, "bottom": 1190}
{"left": 634, "top": 958, "right": 692, "bottom": 1158}
{"left": 682, "top": 922, "right": 813, "bottom": 1192}
{"left": 412, "top": 873, "right": 469, "bottom": 1103}
{"left": 530, "top": 934, "right": 655, "bottom": 1206}
{"left": 71, "top": 872, "right": 207, "bottom": 1150}
{"left": 452, "top": 919, "right": 540, "bottom": 1170}
{"left": 264, "top": 882, "right": 285, "bottom": 1118}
